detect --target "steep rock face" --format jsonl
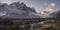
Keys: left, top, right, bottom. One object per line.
{"left": 0, "top": 3, "right": 7, "bottom": 16}
{"left": 0, "top": 2, "right": 40, "bottom": 18}
{"left": 10, "top": 2, "right": 36, "bottom": 13}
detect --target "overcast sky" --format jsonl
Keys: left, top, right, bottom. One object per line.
{"left": 0, "top": 0, "right": 60, "bottom": 13}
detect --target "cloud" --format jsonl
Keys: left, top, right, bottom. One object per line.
{"left": 45, "top": 2, "right": 56, "bottom": 13}
{"left": 0, "top": 0, "right": 20, "bottom": 4}
{"left": 40, "top": 11, "right": 45, "bottom": 15}
{"left": 48, "top": 8, "right": 52, "bottom": 11}
{"left": 0, "top": 0, "right": 11, "bottom": 4}
{"left": 49, "top": 2, "right": 55, "bottom": 7}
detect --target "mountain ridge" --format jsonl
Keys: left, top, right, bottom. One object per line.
{"left": 0, "top": 2, "right": 40, "bottom": 18}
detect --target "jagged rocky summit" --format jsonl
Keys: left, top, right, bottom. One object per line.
{"left": 0, "top": 2, "right": 40, "bottom": 18}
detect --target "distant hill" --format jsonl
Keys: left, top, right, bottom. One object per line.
{"left": 50, "top": 10, "right": 60, "bottom": 18}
